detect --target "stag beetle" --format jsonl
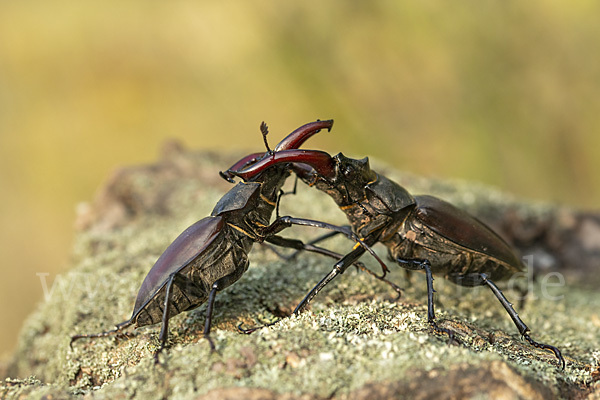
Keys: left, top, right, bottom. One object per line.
{"left": 226, "top": 131, "right": 566, "bottom": 369}
{"left": 71, "top": 120, "right": 385, "bottom": 360}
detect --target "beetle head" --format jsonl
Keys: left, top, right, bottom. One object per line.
{"left": 333, "top": 153, "right": 376, "bottom": 183}
{"left": 328, "top": 153, "right": 378, "bottom": 203}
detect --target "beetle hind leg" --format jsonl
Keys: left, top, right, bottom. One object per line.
{"left": 70, "top": 319, "right": 134, "bottom": 349}
{"left": 480, "top": 273, "right": 565, "bottom": 369}
{"left": 155, "top": 274, "right": 176, "bottom": 363}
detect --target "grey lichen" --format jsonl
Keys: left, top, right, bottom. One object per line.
{"left": 2, "top": 145, "right": 599, "bottom": 399}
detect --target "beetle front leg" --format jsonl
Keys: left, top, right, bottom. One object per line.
{"left": 293, "top": 245, "right": 368, "bottom": 315}
{"left": 267, "top": 230, "right": 346, "bottom": 261}
{"left": 265, "top": 234, "right": 403, "bottom": 298}
{"left": 479, "top": 273, "right": 565, "bottom": 369}
{"left": 274, "top": 176, "right": 300, "bottom": 219}
{"left": 263, "top": 215, "right": 390, "bottom": 277}
{"left": 240, "top": 245, "right": 369, "bottom": 333}
{"left": 238, "top": 238, "right": 401, "bottom": 334}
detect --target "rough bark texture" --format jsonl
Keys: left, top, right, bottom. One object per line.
{"left": 2, "top": 142, "right": 599, "bottom": 399}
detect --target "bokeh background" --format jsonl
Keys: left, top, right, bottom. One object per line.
{"left": 1, "top": 1, "right": 599, "bottom": 358}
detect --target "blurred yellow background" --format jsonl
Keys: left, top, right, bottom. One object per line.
{"left": 1, "top": 1, "right": 599, "bottom": 357}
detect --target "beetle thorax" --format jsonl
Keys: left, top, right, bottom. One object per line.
{"left": 245, "top": 167, "right": 291, "bottom": 236}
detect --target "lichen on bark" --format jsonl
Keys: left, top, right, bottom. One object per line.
{"left": 2, "top": 143, "right": 599, "bottom": 399}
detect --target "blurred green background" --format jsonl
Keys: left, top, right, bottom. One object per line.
{"left": 1, "top": 1, "right": 599, "bottom": 358}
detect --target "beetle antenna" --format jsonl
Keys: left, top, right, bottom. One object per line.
{"left": 260, "top": 121, "right": 272, "bottom": 153}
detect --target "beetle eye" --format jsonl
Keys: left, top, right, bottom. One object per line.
{"left": 341, "top": 165, "right": 353, "bottom": 177}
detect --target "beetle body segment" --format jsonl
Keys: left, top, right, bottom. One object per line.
{"left": 71, "top": 120, "right": 337, "bottom": 359}
{"left": 384, "top": 195, "right": 524, "bottom": 286}
{"left": 132, "top": 216, "right": 223, "bottom": 325}
{"left": 227, "top": 137, "right": 564, "bottom": 368}
{"left": 365, "top": 173, "right": 415, "bottom": 215}
{"left": 131, "top": 215, "right": 254, "bottom": 328}
{"left": 131, "top": 167, "right": 288, "bottom": 327}
{"left": 277, "top": 151, "right": 524, "bottom": 281}
{"left": 211, "top": 182, "right": 261, "bottom": 216}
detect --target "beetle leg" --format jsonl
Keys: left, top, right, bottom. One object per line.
{"left": 200, "top": 276, "right": 236, "bottom": 353}
{"left": 265, "top": 234, "right": 403, "bottom": 298}
{"left": 155, "top": 275, "right": 225, "bottom": 358}
{"left": 274, "top": 230, "right": 345, "bottom": 261}
{"left": 274, "top": 176, "right": 299, "bottom": 219}
{"left": 293, "top": 245, "right": 367, "bottom": 315}
{"left": 275, "top": 189, "right": 284, "bottom": 219}
{"left": 155, "top": 273, "right": 176, "bottom": 363}
{"left": 267, "top": 234, "right": 403, "bottom": 299}
{"left": 480, "top": 274, "right": 565, "bottom": 369}
{"left": 394, "top": 257, "right": 456, "bottom": 342}
{"left": 201, "top": 281, "right": 219, "bottom": 352}
{"left": 264, "top": 216, "right": 390, "bottom": 277}
{"left": 70, "top": 319, "right": 134, "bottom": 348}
{"left": 238, "top": 236, "right": 401, "bottom": 334}
{"left": 237, "top": 319, "right": 279, "bottom": 334}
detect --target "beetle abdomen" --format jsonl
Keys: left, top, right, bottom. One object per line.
{"left": 412, "top": 195, "right": 523, "bottom": 272}
{"left": 133, "top": 217, "right": 224, "bottom": 315}
{"left": 385, "top": 195, "right": 524, "bottom": 286}
{"left": 131, "top": 222, "right": 253, "bottom": 328}
{"left": 133, "top": 275, "right": 208, "bottom": 327}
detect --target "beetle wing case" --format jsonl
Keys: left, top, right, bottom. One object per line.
{"left": 413, "top": 195, "right": 525, "bottom": 274}
{"left": 131, "top": 217, "right": 224, "bottom": 323}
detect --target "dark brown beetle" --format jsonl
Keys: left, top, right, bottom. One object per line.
{"left": 70, "top": 120, "right": 379, "bottom": 360}
{"left": 227, "top": 133, "right": 566, "bottom": 369}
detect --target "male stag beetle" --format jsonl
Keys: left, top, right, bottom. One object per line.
{"left": 71, "top": 120, "right": 382, "bottom": 360}
{"left": 226, "top": 127, "right": 566, "bottom": 369}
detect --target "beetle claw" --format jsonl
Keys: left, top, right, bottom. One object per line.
{"left": 153, "top": 350, "right": 171, "bottom": 366}
{"left": 429, "top": 320, "right": 460, "bottom": 345}
{"left": 523, "top": 333, "right": 566, "bottom": 369}
{"left": 205, "top": 335, "right": 217, "bottom": 353}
